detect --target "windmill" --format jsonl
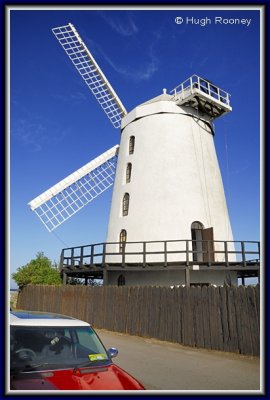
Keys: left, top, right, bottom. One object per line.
{"left": 29, "top": 23, "right": 236, "bottom": 286}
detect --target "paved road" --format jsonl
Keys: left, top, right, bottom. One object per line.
{"left": 96, "top": 329, "right": 261, "bottom": 392}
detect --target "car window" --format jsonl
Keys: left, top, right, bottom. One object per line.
{"left": 75, "top": 327, "right": 103, "bottom": 350}
{"left": 10, "top": 325, "right": 110, "bottom": 373}
{"left": 72, "top": 327, "right": 109, "bottom": 361}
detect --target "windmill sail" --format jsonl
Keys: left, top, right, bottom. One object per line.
{"left": 52, "top": 23, "right": 127, "bottom": 128}
{"left": 28, "top": 145, "right": 119, "bottom": 232}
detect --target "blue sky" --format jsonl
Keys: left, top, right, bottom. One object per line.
{"left": 9, "top": 7, "right": 261, "bottom": 288}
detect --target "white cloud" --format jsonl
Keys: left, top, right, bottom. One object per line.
{"left": 91, "top": 40, "right": 159, "bottom": 82}
{"left": 99, "top": 12, "right": 138, "bottom": 36}
{"left": 11, "top": 112, "right": 69, "bottom": 152}
{"left": 52, "top": 91, "right": 87, "bottom": 104}
{"left": 199, "top": 57, "right": 209, "bottom": 67}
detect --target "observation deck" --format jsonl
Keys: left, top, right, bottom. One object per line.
{"left": 171, "top": 75, "right": 232, "bottom": 119}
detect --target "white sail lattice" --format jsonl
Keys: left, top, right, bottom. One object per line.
{"left": 52, "top": 23, "right": 127, "bottom": 128}
{"left": 28, "top": 145, "right": 119, "bottom": 232}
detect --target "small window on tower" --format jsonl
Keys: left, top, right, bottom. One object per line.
{"left": 119, "top": 229, "right": 127, "bottom": 251}
{"left": 126, "top": 163, "right": 132, "bottom": 183}
{"left": 123, "top": 193, "right": 130, "bottom": 216}
{"left": 129, "top": 136, "right": 135, "bottom": 154}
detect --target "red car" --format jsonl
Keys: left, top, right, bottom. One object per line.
{"left": 10, "top": 310, "right": 145, "bottom": 391}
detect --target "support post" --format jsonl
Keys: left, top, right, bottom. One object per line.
{"left": 90, "top": 245, "right": 94, "bottom": 267}
{"left": 185, "top": 267, "right": 190, "bottom": 287}
{"left": 164, "top": 241, "right": 167, "bottom": 267}
{"left": 241, "top": 241, "right": 246, "bottom": 267}
{"left": 60, "top": 250, "right": 64, "bottom": 269}
{"left": 71, "top": 248, "right": 75, "bottom": 267}
{"left": 186, "top": 240, "right": 189, "bottom": 266}
{"left": 80, "top": 246, "right": 84, "bottom": 267}
{"left": 103, "top": 269, "right": 108, "bottom": 285}
{"left": 143, "top": 242, "right": 146, "bottom": 268}
{"left": 122, "top": 243, "right": 126, "bottom": 266}
{"left": 102, "top": 243, "right": 106, "bottom": 267}
{"left": 207, "top": 240, "right": 211, "bottom": 267}
{"left": 62, "top": 272, "right": 67, "bottom": 285}
{"left": 224, "top": 241, "right": 229, "bottom": 267}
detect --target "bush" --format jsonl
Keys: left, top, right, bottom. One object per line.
{"left": 12, "top": 252, "right": 62, "bottom": 288}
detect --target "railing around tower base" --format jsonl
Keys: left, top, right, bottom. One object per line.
{"left": 59, "top": 239, "right": 260, "bottom": 283}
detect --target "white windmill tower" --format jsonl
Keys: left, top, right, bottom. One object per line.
{"left": 28, "top": 23, "right": 236, "bottom": 287}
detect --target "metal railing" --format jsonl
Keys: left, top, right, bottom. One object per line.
{"left": 60, "top": 240, "right": 260, "bottom": 270}
{"left": 170, "top": 75, "right": 231, "bottom": 107}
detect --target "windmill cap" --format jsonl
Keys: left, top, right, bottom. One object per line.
{"left": 139, "top": 92, "right": 173, "bottom": 106}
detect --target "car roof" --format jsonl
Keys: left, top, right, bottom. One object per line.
{"left": 10, "top": 311, "right": 90, "bottom": 327}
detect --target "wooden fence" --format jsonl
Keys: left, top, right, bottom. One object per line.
{"left": 16, "top": 284, "right": 260, "bottom": 357}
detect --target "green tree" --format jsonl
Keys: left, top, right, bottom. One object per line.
{"left": 12, "top": 252, "right": 62, "bottom": 288}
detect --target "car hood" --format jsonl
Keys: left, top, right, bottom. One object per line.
{"left": 11, "top": 364, "right": 145, "bottom": 391}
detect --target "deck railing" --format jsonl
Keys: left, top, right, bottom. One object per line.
{"left": 170, "top": 74, "right": 231, "bottom": 106}
{"left": 60, "top": 240, "right": 260, "bottom": 269}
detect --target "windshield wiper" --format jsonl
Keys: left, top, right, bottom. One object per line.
{"left": 11, "top": 363, "right": 57, "bottom": 374}
{"left": 21, "top": 363, "right": 52, "bottom": 371}
{"left": 74, "top": 359, "right": 110, "bottom": 369}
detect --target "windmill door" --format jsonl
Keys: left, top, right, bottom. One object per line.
{"left": 191, "top": 222, "right": 203, "bottom": 262}
{"left": 202, "top": 227, "right": 215, "bottom": 262}
{"left": 191, "top": 223, "right": 215, "bottom": 263}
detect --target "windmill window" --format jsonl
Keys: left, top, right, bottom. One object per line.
{"left": 119, "top": 229, "right": 127, "bottom": 251}
{"left": 126, "top": 163, "right": 132, "bottom": 183}
{"left": 122, "top": 193, "right": 130, "bottom": 216}
{"left": 129, "top": 136, "right": 135, "bottom": 155}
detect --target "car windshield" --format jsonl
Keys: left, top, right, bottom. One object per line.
{"left": 10, "top": 326, "right": 110, "bottom": 373}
